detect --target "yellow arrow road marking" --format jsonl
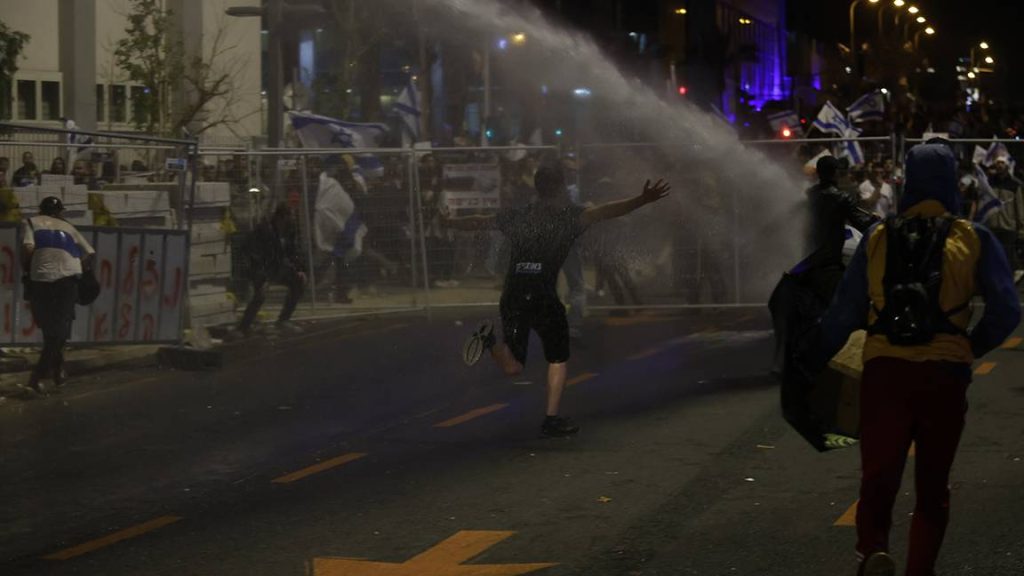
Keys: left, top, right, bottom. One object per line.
{"left": 834, "top": 500, "right": 858, "bottom": 527}
{"left": 974, "top": 362, "right": 997, "bottom": 376}
{"left": 313, "top": 531, "right": 557, "bottom": 576}
{"left": 1002, "top": 337, "right": 1022, "bottom": 350}
{"left": 43, "top": 516, "right": 182, "bottom": 560}
{"left": 566, "top": 372, "right": 598, "bottom": 387}
{"left": 434, "top": 404, "right": 509, "bottom": 428}
{"left": 273, "top": 453, "right": 367, "bottom": 484}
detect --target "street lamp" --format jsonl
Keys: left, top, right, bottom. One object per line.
{"left": 979, "top": 41, "right": 990, "bottom": 50}
{"left": 226, "top": 1, "right": 326, "bottom": 149}
{"left": 849, "top": 0, "right": 881, "bottom": 77}
{"left": 913, "top": 26, "right": 935, "bottom": 51}
{"left": 985, "top": 56, "right": 995, "bottom": 65}
{"left": 879, "top": 0, "right": 906, "bottom": 36}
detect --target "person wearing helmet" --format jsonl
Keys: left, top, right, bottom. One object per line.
{"left": 445, "top": 162, "right": 670, "bottom": 438}
{"left": 20, "top": 196, "right": 95, "bottom": 394}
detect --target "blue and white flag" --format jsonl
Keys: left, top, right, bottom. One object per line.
{"left": 768, "top": 110, "right": 801, "bottom": 134}
{"left": 64, "top": 118, "right": 94, "bottom": 158}
{"left": 393, "top": 79, "right": 421, "bottom": 145}
{"left": 289, "top": 111, "right": 389, "bottom": 177}
{"left": 813, "top": 102, "right": 864, "bottom": 165}
{"left": 847, "top": 91, "right": 885, "bottom": 122}
{"left": 973, "top": 164, "right": 1004, "bottom": 224}
{"left": 812, "top": 101, "right": 850, "bottom": 137}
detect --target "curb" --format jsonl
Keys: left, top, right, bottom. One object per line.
{"left": 0, "top": 346, "right": 160, "bottom": 397}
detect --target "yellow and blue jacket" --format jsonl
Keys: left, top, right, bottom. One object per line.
{"left": 818, "top": 144, "right": 1021, "bottom": 365}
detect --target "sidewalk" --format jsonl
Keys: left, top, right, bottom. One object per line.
{"left": 0, "top": 345, "right": 160, "bottom": 399}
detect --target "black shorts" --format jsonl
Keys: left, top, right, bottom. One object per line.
{"left": 500, "top": 290, "right": 570, "bottom": 365}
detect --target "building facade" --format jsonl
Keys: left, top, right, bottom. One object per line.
{"left": 0, "top": 0, "right": 262, "bottom": 144}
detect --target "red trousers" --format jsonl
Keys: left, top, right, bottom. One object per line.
{"left": 857, "top": 357, "right": 971, "bottom": 576}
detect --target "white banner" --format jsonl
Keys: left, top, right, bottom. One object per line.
{"left": 442, "top": 163, "right": 502, "bottom": 212}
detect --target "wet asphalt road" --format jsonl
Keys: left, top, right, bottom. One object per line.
{"left": 1, "top": 308, "right": 1022, "bottom": 576}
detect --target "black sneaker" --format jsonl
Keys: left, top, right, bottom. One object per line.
{"left": 463, "top": 321, "right": 496, "bottom": 366}
{"left": 858, "top": 552, "right": 895, "bottom": 576}
{"left": 541, "top": 415, "right": 580, "bottom": 438}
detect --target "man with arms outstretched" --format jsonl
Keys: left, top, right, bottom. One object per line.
{"left": 446, "top": 163, "right": 671, "bottom": 437}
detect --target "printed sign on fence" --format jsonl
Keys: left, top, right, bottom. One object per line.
{"left": 441, "top": 163, "right": 502, "bottom": 212}
{"left": 0, "top": 224, "right": 187, "bottom": 346}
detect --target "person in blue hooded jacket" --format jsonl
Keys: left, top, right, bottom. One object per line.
{"left": 811, "top": 143, "right": 1021, "bottom": 576}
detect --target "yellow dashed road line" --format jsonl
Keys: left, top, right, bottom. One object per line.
{"left": 272, "top": 453, "right": 368, "bottom": 484}
{"left": 433, "top": 404, "right": 509, "bottom": 428}
{"left": 43, "top": 516, "right": 183, "bottom": 560}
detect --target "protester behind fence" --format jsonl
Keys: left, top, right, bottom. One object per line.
{"left": 314, "top": 156, "right": 367, "bottom": 304}
{"left": 237, "top": 202, "right": 306, "bottom": 336}
{"left": 71, "top": 159, "right": 98, "bottom": 190}
{"left": 13, "top": 152, "right": 41, "bottom": 187}
{"left": 985, "top": 155, "right": 1024, "bottom": 282}
{"left": 20, "top": 197, "right": 95, "bottom": 394}
{"left": 47, "top": 157, "right": 67, "bottom": 176}
{"left": 419, "top": 153, "right": 458, "bottom": 288}
{"left": 859, "top": 161, "right": 895, "bottom": 218}
{"left": 807, "top": 143, "right": 1021, "bottom": 576}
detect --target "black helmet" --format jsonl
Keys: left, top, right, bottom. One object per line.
{"left": 39, "top": 196, "right": 65, "bottom": 216}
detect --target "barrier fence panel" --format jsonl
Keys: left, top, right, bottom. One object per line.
{"left": 414, "top": 145, "right": 561, "bottom": 310}
{"left": 579, "top": 136, "right": 897, "bottom": 308}
{"left": 0, "top": 122, "right": 198, "bottom": 344}
{"left": 219, "top": 149, "right": 425, "bottom": 321}
{"left": 0, "top": 222, "right": 187, "bottom": 346}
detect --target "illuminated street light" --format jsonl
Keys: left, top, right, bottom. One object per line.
{"left": 979, "top": 41, "right": 990, "bottom": 50}
{"left": 985, "top": 56, "right": 995, "bottom": 64}
{"left": 850, "top": 0, "right": 884, "bottom": 78}
{"left": 908, "top": 5, "right": 919, "bottom": 14}
{"left": 926, "top": 26, "right": 935, "bottom": 34}
{"left": 893, "top": 0, "right": 905, "bottom": 7}
{"left": 968, "top": 72, "right": 977, "bottom": 79}
{"left": 916, "top": 16, "right": 926, "bottom": 23}
{"left": 511, "top": 33, "right": 527, "bottom": 45}
{"left": 674, "top": 7, "right": 687, "bottom": 15}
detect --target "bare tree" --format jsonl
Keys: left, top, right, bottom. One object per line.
{"left": 113, "top": 0, "right": 257, "bottom": 138}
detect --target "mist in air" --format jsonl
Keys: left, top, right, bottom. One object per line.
{"left": 415, "top": 0, "right": 810, "bottom": 302}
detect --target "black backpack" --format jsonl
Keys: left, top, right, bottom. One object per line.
{"left": 868, "top": 215, "right": 969, "bottom": 346}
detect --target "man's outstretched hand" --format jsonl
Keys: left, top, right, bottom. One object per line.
{"left": 641, "top": 179, "right": 671, "bottom": 204}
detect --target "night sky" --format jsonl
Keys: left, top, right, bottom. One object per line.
{"left": 788, "top": 0, "right": 1024, "bottom": 105}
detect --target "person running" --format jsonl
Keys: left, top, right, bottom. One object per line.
{"left": 446, "top": 163, "right": 671, "bottom": 437}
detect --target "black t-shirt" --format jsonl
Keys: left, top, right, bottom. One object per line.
{"left": 497, "top": 201, "right": 588, "bottom": 295}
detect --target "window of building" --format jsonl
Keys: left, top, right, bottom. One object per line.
{"left": 17, "top": 80, "right": 36, "bottom": 120}
{"left": 41, "top": 81, "right": 61, "bottom": 120}
{"left": 129, "top": 85, "right": 151, "bottom": 125}
{"left": 110, "top": 84, "right": 127, "bottom": 123}
{"left": 96, "top": 84, "right": 106, "bottom": 122}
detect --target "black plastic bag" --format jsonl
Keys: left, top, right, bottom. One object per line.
{"left": 77, "top": 269, "right": 101, "bottom": 305}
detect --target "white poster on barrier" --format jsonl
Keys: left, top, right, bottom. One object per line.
{"left": 0, "top": 224, "right": 187, "bottom": 346}
{"left": 441, "top": 163, "right": 501, "bottom": 212}
{"left": 136, "top": 235, "right": 165, "bottom": 342}
{"left": 158, "top": 234, "right": 186, "bottom": 341}
{"left": 0, "top": 226, "right": 20, "bottom": 343}
{"left": 87, "top": 230, "right": 120, "bottom": 342}
{"left": 115, "top": 233, "right": 143, "bottom": 342}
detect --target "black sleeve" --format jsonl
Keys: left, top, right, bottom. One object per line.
{"left": 840, "top": 191, "right": 879, "bottom": 233}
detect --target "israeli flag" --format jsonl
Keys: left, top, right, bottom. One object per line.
{"left": 289, "top": 111, "right": 389, "bottom": 177}
{"left": 768, "top": 110, "right": 801, "bottom": 134}
{"left": 393, "top": 79, "right": 421, "bottom": 145}
{"left": 847, "top": 92, "right": 885, "bottom": 123}
{"left": 812, "top": 101, "right": 850, "bottom": 137}
{"left": 973, "top": 164, "right": 1004, "bottom": 224}
{"left": 813, "top": 102, "right": 864, "bottom": 166}
{"left": 64, "top": 118, "right": 94, "bottom": 158}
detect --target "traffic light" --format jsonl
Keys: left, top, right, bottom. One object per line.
{"left": 677, "top": 85, "right": 688, "bottom": 96}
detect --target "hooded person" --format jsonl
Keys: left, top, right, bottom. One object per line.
{"left": 807, "top": 143, "right": 1021, "bottom": 576}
